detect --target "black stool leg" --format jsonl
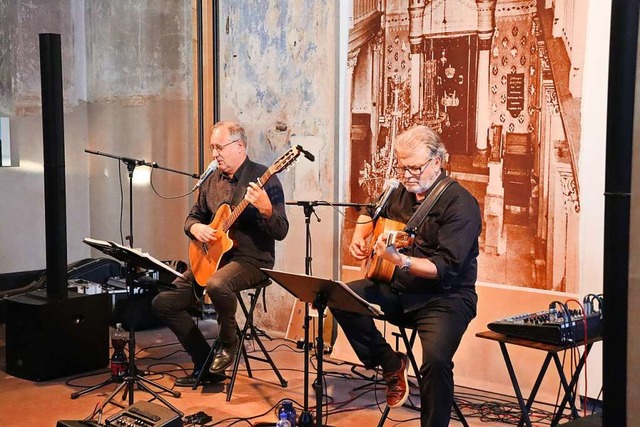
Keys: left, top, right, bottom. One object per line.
{"left": 452, "top": 400, "right": 469, "bottom": 427}
{"left": 226, "top": 290, "right": 256, "bottom": 401}
{"left": 226, "top": 285, "right": 288, "bottom": 402}
{"left": 192, "top": 338, "right": 219, "bottom": 391}
{"left": 378, "top": 326, "right": 469, "bottom": 426}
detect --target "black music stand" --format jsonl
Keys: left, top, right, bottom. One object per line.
{"left": 262, "top": 268, "right": 383, "bottom": 427}
{"left": 285, "top": 200, "right": 371, "bottom": 426}
{"left": 81, "top": 238, "right": 184, "bottom": 417}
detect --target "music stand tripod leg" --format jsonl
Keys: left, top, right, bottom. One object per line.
{"left": 70, "top": 376, "right": 118, "bottom": 399}
{"left": 312, "top": 292, "right": 329, "bottom": 427}
{"left": 97, "top": 379, "right": 130, "bottom": 414}
{"left": 136, "top": 378, "right": 184, "bottom": 417}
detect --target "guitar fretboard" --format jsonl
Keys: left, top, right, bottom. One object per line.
{"left": 221, "top": 170, "right": 273, "bottom": 231}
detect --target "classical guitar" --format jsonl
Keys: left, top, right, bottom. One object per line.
{"left": 189, "top": 146, "right": 304, "bottom": 286}
{"left": 364, "top": 217, "right": 415, "bottom": 282}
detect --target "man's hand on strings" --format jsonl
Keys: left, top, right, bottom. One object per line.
{"left": 349, "top": 237, "right": 370, "bottom": 261}
{"left": 373, "top": 231, "right": 402, "bottom": 265}
{"left": 190, "top": 223, "right": 218, "bottom": 244}
{"left": 245, "top": 182, "right": 273, "bottom": 218}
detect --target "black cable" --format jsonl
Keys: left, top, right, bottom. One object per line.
{"left": 148, "top": 166, "right": 197, "bottom": 200}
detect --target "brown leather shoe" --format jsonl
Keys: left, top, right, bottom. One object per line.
{"left": 174, "top": 368, "right": 226, "bottom": 388}
{"left": 383, "top": 352, "right": 409, "bottom": 408}
{"left": 208, "top": 340, "right": 239, "bottom": 374}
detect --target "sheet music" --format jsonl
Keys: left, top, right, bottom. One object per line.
{"left": 262, "top": 268, "right": 384, "bottom": 317}
{"left": 333, "top": 278, "right": 383, "bottom": 317}
{"left": 83, "top": 237, "right": 188, "bottom": 281}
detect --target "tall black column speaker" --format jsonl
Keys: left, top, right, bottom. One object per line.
{"left": 5, "top": 290, "right": 110, "bottom": 381}
{"left": 40, "top": 32, "right": 67, "bottom": 299}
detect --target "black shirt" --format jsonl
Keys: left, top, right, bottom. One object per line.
{"left": 378, "top": 170, "right": 481, "bottom": 311}
{"left": 184, "top": 157, "right": 289, "bottom": 269}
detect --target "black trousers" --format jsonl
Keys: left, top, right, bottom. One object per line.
{"left": 331, "top": 279, "right": 477, "bottom": 427}
{"left": 151, "top": 260, "right": 266, "bottom": 369}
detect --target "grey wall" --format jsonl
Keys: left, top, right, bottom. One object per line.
{"left": 0, "top": 0, "right": 193, "bottom": 273}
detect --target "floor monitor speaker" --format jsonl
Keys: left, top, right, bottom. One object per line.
{"left": 5, "top": 289, "right": 110, "bottom": 381}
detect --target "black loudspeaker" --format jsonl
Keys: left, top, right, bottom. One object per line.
{"left": 5, "top": 289, "right": 110, "bottom": 381}
{"left": 39, "top": 33, "right": 68, "bottom": 299}
{"left": 106, "top": 401, "right": 183, "bottom": 427}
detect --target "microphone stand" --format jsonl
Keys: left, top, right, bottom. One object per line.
{"left": 285, "top": 200, "right": 372, "bottom": 427}
{"left": 85, "top": 149, "right": 199, "bottom": 182}
{"left": 82, "top": 149, "right": 199, "bottom": 416}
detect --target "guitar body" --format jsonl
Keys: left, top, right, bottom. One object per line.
{"left": 364, "top": 217, "right": 408, "bottom": 282}
{"left": 189, "top": 204, "right": 235, "bottom": 286}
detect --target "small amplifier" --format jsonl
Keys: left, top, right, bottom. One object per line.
{"left": 106, "top": 401, "right": 182, "bottom": 427}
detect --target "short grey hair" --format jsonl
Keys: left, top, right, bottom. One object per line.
{"left": 212, "top": 121, "right": 247, "bottom": 146}
{"left": 395, "top": 125, "right": 447, "bottom": 162}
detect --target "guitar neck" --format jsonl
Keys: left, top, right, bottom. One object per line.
{"left": 221, "top": 169, "right": 274, "bottom": 231}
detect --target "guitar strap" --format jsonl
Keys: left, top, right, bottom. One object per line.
{"left": 404, "top": 175, "right": 456, "bottom": 235}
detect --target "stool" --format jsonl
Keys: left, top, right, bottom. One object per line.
{"left": 377, "top": 325, "right": 469, "bottom": 427}
{"left": 193, "top": 279, "right": 288, "bottom": 401}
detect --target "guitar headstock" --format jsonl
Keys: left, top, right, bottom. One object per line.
{"left": 270, "top": 146, "right": 303, "bottom": 175}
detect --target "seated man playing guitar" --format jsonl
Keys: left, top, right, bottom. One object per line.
{"left": 152, "top": 121, "right": 289, "bottom": 387}
{"left": 331, "top": 125, "right": 481, "bottom": 427}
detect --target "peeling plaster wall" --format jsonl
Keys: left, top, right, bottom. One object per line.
{"left": 217, "top": 0, "right": 338, "bottom": 332}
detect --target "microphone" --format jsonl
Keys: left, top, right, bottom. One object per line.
{"left": 372, "top": 178, "right": 399, "bottom": 220}
{"left": 192, "top": 160, "right": 218, "bottom": 191}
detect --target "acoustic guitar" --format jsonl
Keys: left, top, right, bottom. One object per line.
{"left": 364, "top": 217, "right": 414, "bottom": 282}
{"left": 189, "top": 146, "right": 304, "bottom": 286}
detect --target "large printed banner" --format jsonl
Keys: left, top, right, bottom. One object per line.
{"left": 340, "top": 0, "right": 585, "bottom": 294}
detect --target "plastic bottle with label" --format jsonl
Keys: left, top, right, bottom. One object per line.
{"left": 110, "top": 323, "right": 128, "bottom": 381}
{"left": 275, "top": 412, "right": 291, "bottom": 427}
{"left": 277, "top": 400, "right": 296, "bottom": 427}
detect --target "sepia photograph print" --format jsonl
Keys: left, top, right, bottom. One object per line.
{"left": 340, "top": 0, "right": 585, "bottom": 293}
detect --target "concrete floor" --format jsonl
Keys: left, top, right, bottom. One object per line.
{"left": 0, "top": 321, "right": 570, "bottom": 426}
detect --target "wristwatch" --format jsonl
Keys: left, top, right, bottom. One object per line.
{"left": 400, "top": 255, "right": 412, "bottom": 272}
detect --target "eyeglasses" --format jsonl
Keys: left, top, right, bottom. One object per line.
{"left": 210, "top": 139, "right": 241, "bottom": 153}
{"left": 393, "top": 158, "right": 435, "bottom": 177}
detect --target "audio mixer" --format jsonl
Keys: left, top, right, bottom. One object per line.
{"left": 487, "top": 300, "right": 603, "bottom": 345}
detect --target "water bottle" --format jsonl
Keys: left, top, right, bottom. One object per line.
{"left": 110, "top": 323, "right": 128, "bottom": 381}
{"left": 277, "top": 400, "right": 296, "bottom": 427}
{"left": 275, "top": 412, "right": 291, "bottom": 427}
